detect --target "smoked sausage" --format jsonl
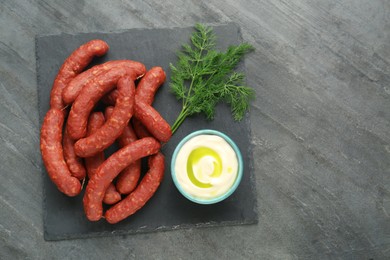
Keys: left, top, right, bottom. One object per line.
{"left": 40, "top": 109, "right": 81, "bottom": 196}
{"left": 84, "top": 112, "right": 106, "bottom": 177}
{"left": 41, "top": 40, "right": 108, "bottom": 196}
{"left": 105, "top": 152, "right": 165, "bottom": 224}
{"left": 67, "top": 66, "right": 139, "bottom": 140}
{"left": 105, "top": 106, "right": 141, "bottom": 194}
{"left": 50, "top": 39, "right": 109, "bottom": 110}
{"left": 74, "top": 76, "right": 135, "bottom": 157}
{"left": 84, "top": 112, "right": 121, "bottom": 205}
{"left": 83, "top": 137, "right": 161, "bottom": 221}
{"left": 134, "top": 101, "right": 172, "bottom": 142}
{"left": 62, "top": 60, "right": 146, "bottom": 104}
{"left": 132, "top": 66, "right": 166, "bottom": 138}
{"left": 135, "top": 66, "right": 166, "bottom": 104}
{"left": 62, "top": 127, "right": 86, "bottom": 180}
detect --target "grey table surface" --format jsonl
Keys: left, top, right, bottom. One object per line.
{"left": 1, "top": 0, "right": 389, "bottom": 259}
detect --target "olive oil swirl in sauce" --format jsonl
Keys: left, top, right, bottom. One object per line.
{"left": 174, "top": 135, "right": 238, "bottom": 199}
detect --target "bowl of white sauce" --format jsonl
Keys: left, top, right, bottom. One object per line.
{"left": 171, "top": 129, "right": 243, "bottom": 204}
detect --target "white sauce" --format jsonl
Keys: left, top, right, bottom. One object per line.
{"left": 174, "top": 134, "right": 239, "bottom": 200}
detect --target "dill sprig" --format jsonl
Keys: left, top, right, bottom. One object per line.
{"left": 169, "top": 23, "right": 255, "bottom": 134}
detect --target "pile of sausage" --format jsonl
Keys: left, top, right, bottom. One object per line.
{"left": 40, "top": 39, "right": 171, "bottom": 224}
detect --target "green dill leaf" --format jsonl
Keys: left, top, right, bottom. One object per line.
{"left": 170, "top": 24, "right": 255, "bottom": 134}
{"left": 222, "top": 73, "right": 256, "bottom": 120}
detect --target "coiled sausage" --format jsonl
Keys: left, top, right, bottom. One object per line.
{"left": 84, "top": 112, "right": 121, "bottom": 205}
{"left": 62, "top": 126, "right": 86, "bottom": 180}
{"left": 50, "top": 39, "right": 109, "bottom": 110}
{"left": 74, "top": 75, "right": 135, "bottom": 157}
{"left": 62, "top": 60, "right": 145, "bottom": 104}
{"left": 132, "top": 67, "right": 171, "bottom": 142}
{"left": 83, "top": 137, "right": 161, "bottom": 221}
{"left": 41, "top": 40, "right": 108, "bottom": 196}
{"left": 132, "top": 66, "right": 166, "bottom": 138}
{"left": 105, "top": 152, "right": 165, "bottom": 224}
{"left": 67, "top": 66, "right": 139, "bottom": 140}
{"left": 40, "top": 109, "right": 81, "bottom": 196}
{"left": 135, "top": 66, "right": 166, "bottom": 104}
{"left": 134, "top": 101, "right": 172, "bottom": 142}
{"left": 105, "top": 106, "right": 141, "bottom": 194}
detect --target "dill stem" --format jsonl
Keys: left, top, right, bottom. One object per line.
{"left": 183, "top": 78, "right": 195, "bottom": 109}
{"left": 171, "top": 106, "right": 189, "bottom": 134}
{"left": 184, "top": 35, "right": 206, "bottom": 108}
{"left": 173, "top": 41, "right": 205, "bottom": 134}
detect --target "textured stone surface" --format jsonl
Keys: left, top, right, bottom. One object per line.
{"left": 1, "top": 0, "right": 389, "bottom": 258}
{"left": 36, "top": 23, "right": 257, "bottom": 241}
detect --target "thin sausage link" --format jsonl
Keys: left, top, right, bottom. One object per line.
{"left": 104, "top": 67, "right": 165, "bottom": 106}
{"left": 135, "top": 66, "right": 166, "bottom": 104}
{"left": 67, "top": 66, "right": 137, "bottom": 140}
{"left": 84, "top": 112, "right": 121, "bottom": 205}
{"left": 131, "top": 67, "right": 166, "bottom": 138}
{"left": 41, "top": 40, "right": 108, "bottom": 196}
{"left": 105, "top": 106, "right": 141, "bottom": 194}
{"left": 63, "top": 127, "right": 86, "bottom": 180}
{"left": 40, "top": 109, "right": 81, "bottom": 196}
{"left": 63, "top": 60, "right": 146, "bottom": 104}
{"left": 105, "top": 152, "right": 165, "bottom": 224}
{"left": 50, "top": 39, "right": 109, "bottom": 109}
{"left": 84, "top": 112, "right": 105, "bottom": 178}
{"left": 83, "top": 137, "right": 161, "bottom": 221}
{"left": 74, "top": 76, "right": 135, "bottom": 157}
{"left": 132, "top": 67, "right": 171, "bottom": 142}
{"left": 134, "top": 101, "right": 172, "bottom": 142}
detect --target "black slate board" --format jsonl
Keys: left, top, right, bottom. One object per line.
{"left": 36, "top": 23, "right": 257, "bottom": 241}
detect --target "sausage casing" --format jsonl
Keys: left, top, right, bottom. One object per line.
{"left": 105, "top": 106, "right": 141, "bottom": 194}
{"left": 134, "top": 101, "right": 172, "bottom": 142}
{"left": 84, "top": 112, "right": 106, "bottom": 177}
{"left": 83, "top": 137, "right": 161, "bottom": 221}
{"left": 135, "top": 66, "right": 166, "bottom": 104}
{"left": 50, "top": 39, "right": 109, "bottom": 109}
{"left": 84, "top": 112, "right": 121, "bottom": 205}
{"left": 74, "top": 76, "right": 135, "bottom": 157}
{"left": 67, "top": 66, "right": 137, "bottom": 140}
{"left": 41, "top": 40, "right": 108, "bottom": 196}
{"left": 132, "top": 67, "right": 166, "bottom": 139}
{"left": 62, "top": 60, "right": 146, "bottom": 104}
{"left": 62, "top": 126, "right": 86, "bottom": 180}
{"left": 105, "top": 152, "right": 165, "bottom": 224}
{"left": 40, "top": 109, "right": 81, "bottom": 196}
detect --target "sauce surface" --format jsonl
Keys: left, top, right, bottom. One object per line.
{"left": 174, "top": 134, "right": 239, "bottom": 200}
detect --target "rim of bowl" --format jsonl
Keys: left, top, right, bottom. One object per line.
{"left": 171, "top": 129, "right": 243, "bottom": 204}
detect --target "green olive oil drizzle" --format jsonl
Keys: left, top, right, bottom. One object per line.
{"left": 186, "top": 147, "right": 222, "bottom": 188}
